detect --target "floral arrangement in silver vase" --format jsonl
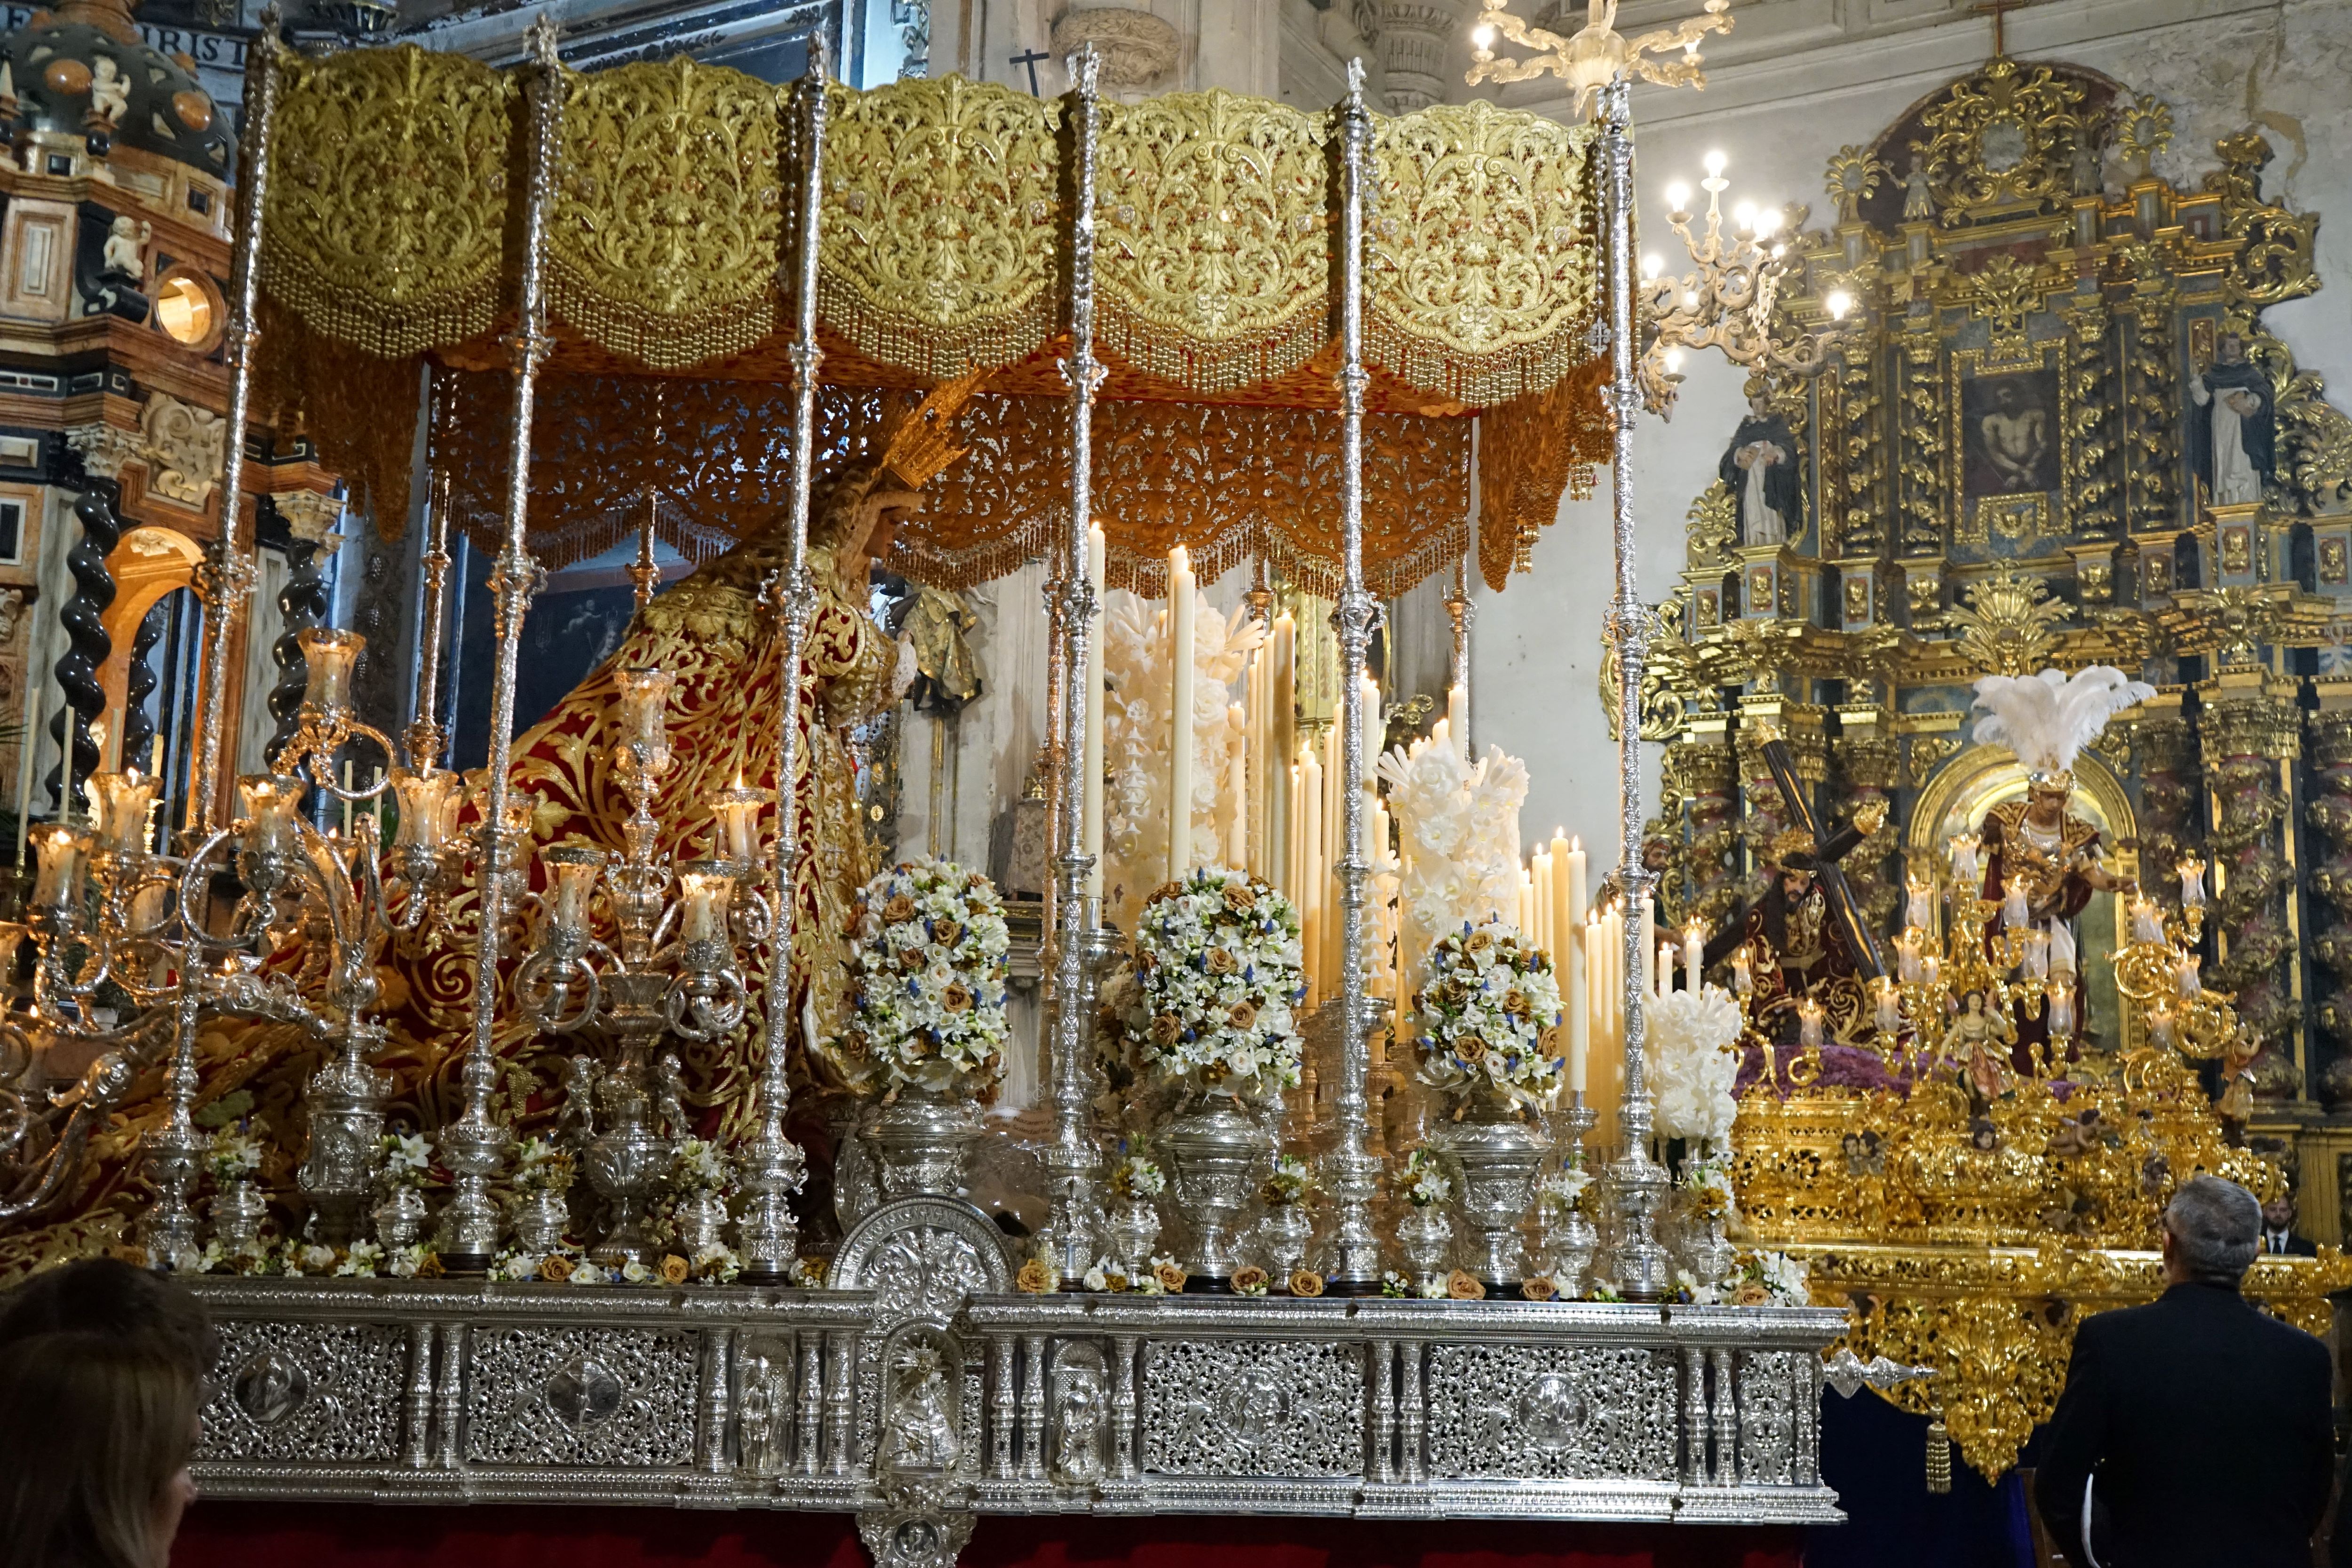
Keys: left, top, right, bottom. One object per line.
{"left": 1413, "top": 919, "right": 1560, "bottom": 1293}
{"left": 1103, "top": 868, "right": 1306, "bottom": 1285}
{"left": 371, "top": 1130, "right": 433, "bottom": 1252}
{"left": 1395, "top": 1146, "right": 1455, "bottom": 1298}
{"left": 1102, "top": 1154, "right": 1165, "bottom": 1281}
{"left": 841, "top": 858, "right": 1011, "bottom": 1202}
{"left": 1528, "top": 1166, "right": 1597, "bottom": 1300}
{"left": 1682, "top": 1247, "right": 1811, "bottom": 1307}
{"left": 1254, "top": 1153, "right": 1319, "bottom": 1282}
{"left": 508, "top": 1135, "right": 578, "bottom": 1259}
{"left": 1647, "top": 983, "right": 1745, "bottom": 1294}
{"left": 204, "top": 1121, "right": 269, "bottom": 1264}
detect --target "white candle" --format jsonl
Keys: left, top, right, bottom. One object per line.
{"left": 1571, "top": 911, "right": 1595, "bottom": 1092}
{"left": 1271, "top": 613, "right": 1295, "bottom": 894}
{"left": 1085, "top": 523, "right": 1106, "bottom": 899}
{"left": 1636, "top": 895, "right": 1654, "bottom": 1000}
{"left": 1301, "top": 743, "right": 1324, "bottom": 1002}
{"left": 1531, "top": 850, "right": 1553, "bottom": 955}
{"left": 1244, "top": 649, "right": 1264, "bottom": 877}
{"left": 1167, "top": 548, "right": 1196, "bottom": 881}
{"left": 1659, "top": 938, "right": 1676, "bottom": 998}
{"left": 1225, "top": 703, "right": 1248, "bottom": 869}
{"left": 1447, "top": 682, "right": 1468, "bottom": 760}
{"left": 1430, "top": 716, "right": 1450, "bottom": 757}
{"left": 1359, "top": 674, "right": 1380, "bottom": 786}
{"left": 1683, "top": 918, "right": 1705, "bottom": 988}
{"left": 1519, "top": 868, "right": 1535, "bottom": 935}
{"left": 1287, "top": 759, "right": 1304, "bottom": 905}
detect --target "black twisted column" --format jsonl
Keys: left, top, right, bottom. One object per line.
{"left": 118, "top": 597, "right": 167, "bottom": 776}
{"left": 47, "top": 433, "right": 134, "bottom": 811}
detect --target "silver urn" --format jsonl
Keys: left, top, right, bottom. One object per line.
{"left": 511, "top": 1186, "right": 572, "bottom": 1256}
{"left": 1433, "top": 1104, "right": 1548, "bottom": 1290}
{"left": 1397, "top": 1202, "right": 1454, "bottom": 1297}
{"left": 371, "top": 1183, "right": 430, "bottom": 1252}
{"left": 863, "top": 1083, "right": 981, "bottom": 1202}
{"left": 1158, "top": 1098, "right": 1271, "bottom": 1283}
{"left": 211, "top": 1178, "right": 269, "bottom": 1257}
{"left": 1255, "top": 1202, "right": 1315, "bottom": 1281}
{"left": 1103, "top": 1197, "right": 1162, "bottom": 1281}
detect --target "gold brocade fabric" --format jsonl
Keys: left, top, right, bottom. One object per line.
{"left": 437, "top": 373, "right": 1478, "bottom": 596}
{"left": 262, "top": 48, "right": 514, "bottom": 360}
{"left": 256, "top": 53, "right": 1603, "bottom": 407}
{"left": 550, "top": 59, "right": 786, "bottom": 369}
{"left": 253, "top": 297, "right": 425, "bottom": 537}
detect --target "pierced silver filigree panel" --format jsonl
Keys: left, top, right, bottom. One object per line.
{"left": 198, "top": 1320, "right": 407, "bottom": 1463}
{"left": 466, "top": 1325, "right": 698, "bottom": 1468}
{"left": 1141, "top": 1339, "right": 1363, "bottom": 1477}
{"left": 1424, "top": 1345, "right": 1677, "bottom": 1481}
{"left": 1737, "top": 1350, "right": 1802, "bottom": 1486}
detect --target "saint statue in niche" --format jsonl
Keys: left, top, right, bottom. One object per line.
{"left": 1962, "top": 370, "right": 2059, "bottom": 496}
{"left": 2189, "top": 333, "right": 2275, "bottom": 507}
{"left": 1717, "top": 376, "right": 1803, "bottom": 547}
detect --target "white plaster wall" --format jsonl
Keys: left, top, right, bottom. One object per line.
{"left": 1473, "top": 0, "right": 2352, "bottom": 882}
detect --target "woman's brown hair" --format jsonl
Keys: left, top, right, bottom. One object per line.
{"left": 0, "top": 1331, "right": 199, "bottom": 1568}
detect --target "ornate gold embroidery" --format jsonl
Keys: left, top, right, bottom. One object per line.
{"left": 1371, "top": 100, "right": 1599, "bottom": 402}
{"left": 263, "top": 47, "right": 513, "bottom": 358}
{"left": 819, "top": 75, "right": 1064, "bottom": 379}
{"left": 549, "top": 58, "right": 785, "bottom": 367}
{"left": 1095, "top": 90, "right": 1329, "bottom": 393}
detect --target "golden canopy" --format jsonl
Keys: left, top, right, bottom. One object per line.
{"left": 256, "top": 50, "right": 1610, "bottom": 591}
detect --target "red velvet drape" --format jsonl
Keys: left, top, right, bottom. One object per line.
{"left": 175, "top": 1503, "right": 1804, "bottom": 1568}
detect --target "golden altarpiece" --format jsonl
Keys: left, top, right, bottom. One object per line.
{"left": 1629, "top": 55, "right": 2352, "bottom": 1478}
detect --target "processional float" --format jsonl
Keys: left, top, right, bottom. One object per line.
{"left": 0, "top": 0, "right": 2040, "bottom": 1551}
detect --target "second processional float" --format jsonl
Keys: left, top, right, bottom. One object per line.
{"left": 0, "top": 0, "right": 2344, "bottom": 1555}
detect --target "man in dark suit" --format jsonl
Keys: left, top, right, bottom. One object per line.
{"left": 2034, "top": 1176, "right": 2332, "bottom": 1568}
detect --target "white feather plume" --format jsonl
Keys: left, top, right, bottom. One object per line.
{"left": 1378, "top": 736, "right": 1529, "bottom": 992}
{"left": 1969, "top": 665, "right": 2154, "bottom": 774}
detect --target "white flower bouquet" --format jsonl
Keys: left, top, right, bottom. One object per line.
{"left": 1684, "top": 1248, "right": 1811, "bottom": 1308}
{"left": 1401, "top": 1147, "right": 1452, "bottom": 1207}
{"left": 1647, "top": 984, "right": 1744, "bottom": 1150}
{"left": 1259, "top": 1153, "right": 1317, "bottom": 1206}
{"left": 1536, "top": 1167, "right": 1593, "bottom": 1215}
{"left": 205, "top": 1123, "right": 264, "bottom": 1185}
{"left": 837, "top": 858, "right": 1012, "bottom": 1096}
{"left": 670, "top": 1136, "right": 728, "bottom": 1194}
{"left": 379, "top": 1131, "right": 432, "bottom": 1188}
{"left": 511, "top": 1136, "right": 576, "bottom": 1194}
{"left": 1411, "top": 919, "right": 1565, "bottom": 1113}
{"left": 1109, "top": 1155, "right": 1166, "bottom": 1201}
{"left": 1109, "top": 867, "right": 1305, "bottom": 1103}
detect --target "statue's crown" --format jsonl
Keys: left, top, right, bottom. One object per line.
{"left": 877, "top": 370, "right": 985, "bottom": 490}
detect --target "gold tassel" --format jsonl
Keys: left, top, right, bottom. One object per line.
{"left": 1925, "top": 1413, "right": 1952, "bottom": 1495}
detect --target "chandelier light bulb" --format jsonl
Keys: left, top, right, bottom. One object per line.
{"left": 1826, "top": 289, "right": 1855, "bottom": 320}
{"left": 1755, "top": 207, "right": 1781, "bottom": 236}
{"left": 1642, "top": 252, "right": 1663, "bottom": 279}
{"left": 1663, "top": 347, "right": 1686, "bottom": 374}
{"left": 1682, "top": 289, "right": 1699, "bottom": 309}
{"left": 1664, "top": 181, "right": 1691, "bottom": 211}
{"left": 1732, "top": 200, "right": 1756, "bottom": 230}
{"left": 1703, "top": 149, "right": 1727, "bottom": 177}
{"left": 1471, "top": 22, "right": 1495, "bottom": 48}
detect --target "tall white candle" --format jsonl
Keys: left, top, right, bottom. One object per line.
{"left": 1447, "top": 682, "right": 1468, "bottom": 760}
{"left": 1084, "top": 523, "right": 1107, "bottom": 899}
{"left": 1518, "top": 868, "right": 1535, "bottom": 935}
{"left": 1167, "top": 547, "right": 1195, "bottom": 882}
{"left": 1683, "top": 918, "right": 1705, "bottom": 989}
{"left": 1225, "top": 703, "right": 1248, "bottom": 868}
{"left": 1572, "top": 910, "right": 1596, "bottom": 1092}
{"left": 1301, "top": 744, "right": 1324, "bottom": 1003}
{"left": 1271, "top": 613, "right": 1295, "bottom": 897}
{"left": 1659, "top": 939, "right": 1675, "bottom": 998}
{"left": 1531, "top": 850, "right": 1553, "bottom": 956}
{"left": 1287, "top": 759, "right": 1304, "bottom": 904}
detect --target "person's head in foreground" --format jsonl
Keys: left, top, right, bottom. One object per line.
{"left": 0, "top": 1329, "right": 200, "bottom": 1568}
{"left": 2162, "top": 1173, "right": 2261, "bottom": 1288}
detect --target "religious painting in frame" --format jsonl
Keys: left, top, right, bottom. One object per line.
{"left": 1960, "top": 366, "right": 2062, "bottom": 498}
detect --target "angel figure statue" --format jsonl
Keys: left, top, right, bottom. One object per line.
{"left": 1946, "top": 989, "right": 2018, "bottom": 1111}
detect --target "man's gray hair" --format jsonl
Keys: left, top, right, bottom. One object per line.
{"left": 2164, "top": 1175, "right": 2261, "bottom": 1285}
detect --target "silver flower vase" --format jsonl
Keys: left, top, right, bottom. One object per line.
{"left": 211, "top": 1178, "right": 268, "bottom": 1257}
{"left": 1159, "top": 1098, "right": 1271, "bottom": 1284}
{"left": 673, "top": 1186, "right": 731, "bottom": 1255}
{"left": 1534, "top": 1194, "right": 1598, "bottom": 1299}
{"left": 1433, "top": 1098, "right": 1547, "bottom": 1290}
{"left": 1679, "top": 1199, "right": 1738, "bottom": 1292}
{"left": 864, "top": 1082, "right": 980, "bottom": 1202}
{"left": 511, "top": 1186, "right": 572, "bottom": 1256}
{"left": 1256, "top": 1202, "right": 1314, "bottom": 1280}
{"left": 1397, "top": 1204, "right": 1454, "bottom": 1297}
{"left": 372, "top": 1184, "right": 429, "bottom": 1252}
{"left": 1103, "top": 1197, "right": 1161, "bottom": 1281}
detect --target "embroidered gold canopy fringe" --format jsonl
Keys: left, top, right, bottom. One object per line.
{"left": 256, "top": 49, "right": 1610, "bottom": 589}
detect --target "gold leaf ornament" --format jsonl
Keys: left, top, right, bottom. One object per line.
{"left": 263, "top": 47, "right": 515, "bottom": 358}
